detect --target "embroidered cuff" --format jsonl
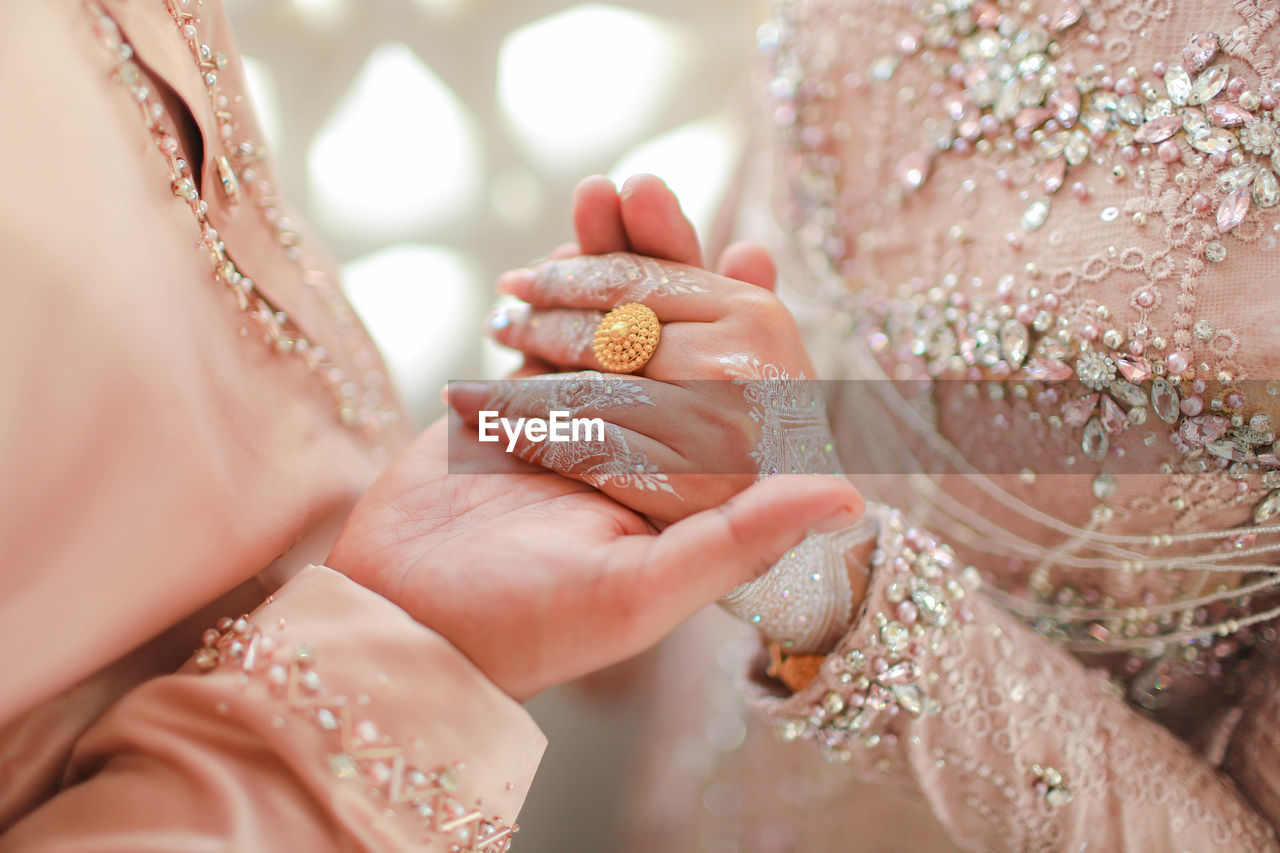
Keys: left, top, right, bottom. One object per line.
{"left": 748, "top": 505, "right": 980, "bottom": 762}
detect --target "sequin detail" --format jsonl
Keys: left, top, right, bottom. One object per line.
{"left": 86, "top": 0, "right": 398, "bottom": 440}
{"left": 196, "top": 615, "right": 517, "bottom": 851}
{"left": 772, "top": 508, "right": 979, "bottom": 760}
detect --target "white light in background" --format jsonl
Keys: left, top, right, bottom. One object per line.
{"left": 309, "top": 43, "right": 483, "bottom": 241}
{"left": 413, "top": 0, "right": 466, "bottom": 17}
{"left": 609, "top": 114, "right": 744, "bottom": 239}
{"left": 341, "top": 244, "right": 482, "bottom": 419}
{"left": 489, "top": 166, "right": 545, "bottom": 227}
{"left": 239, "top": 56, "right": 284, "bottom": 153}
{"left": 498, "top": 5, "right": 688, "bottom": 174}
{"left": 291, "top": 0, "right": 349, "bottom": 28}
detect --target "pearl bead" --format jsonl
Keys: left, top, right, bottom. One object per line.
{"left": 1157, "top": 140, "right": 1181, "bottom": 163}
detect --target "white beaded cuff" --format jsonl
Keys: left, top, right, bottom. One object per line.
{"left": 719, "top": 509, "right": 881, "bottom": 653}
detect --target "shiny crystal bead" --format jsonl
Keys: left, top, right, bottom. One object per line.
{"left": 881, "top": 621, "right": 910, "bottom": 652}
{"left": 777, "top": 719, "right": 806, "bottom": 742}
{"left": 881, "top": 660, "right": 921, "bottom": 683}
{"left": 1115, "top": 356, "right": 1151, "bottom": 383}
{"left": 891, "top": 683, "right": 924, "bottom": 716}
{"left": 1046, "top": 787, "right": 1074, "bottom": 807}
{"left": 1188, "top": 64, "right": 1229, "bottom": 105}
{"left": 1099, "top": 395, "right": 1128, "bottom": 435}
{"left": 1209, "top": 102, "right": 1253, "bottom": 127}
{"left": 999, "top": 319, "right": 1030, "bottom": 365}
{"left": 1075, "top": 351, "right": 1116, "bottom": 389}
{"left": 895, "top": 150, "right": 930, "bottom": 190}
{"left": 1205, "top": 241, "right": 1227, "bottom": 262}
{"left": 1254, "top": 489, "right": 1280, "bottom": 523}
{"left": 1218, "top": 163, "right": 1258, "bottom": 192}
{"left": 1063, "top": 129, "right": 1090, "bottom": 166}
{"left": 1080, "top": 109, "right": 1110, "bottom": 134}
{"left": 1061, "top": 395, "right": 1097, "bottom": 427}
{"left": 1025, "top": 358, "right": 1073, "bottom": 381}
{"left": 911, "top": 585, "right": 950, "bottom": 625}
{"left": 1182, "top": 109, "right": 1208, "bottom": 135}
{"left": 1109, "top": 379, "right": 1146, "bottom": 407}
{"left": 1089, "top": 90, "right": 1118, "bottom": 112}
{"left": 1050, "top": 87, "right": 1081, "bottom": 127}
{"left": 1217, "top": 189, "right": 1251, "bottom": 233}
{"left": 1206, "top": 438, "right": 1253, "bottom": 462}
{"left": 1255, "top": 168, "right": 1280, "bottom": 207}
{"left": 1092, "top": 472, "right": 1117, "bottom": 500}
{"left": 1164, "top": 65, "right": 1192, "bottom": 105}
{"left": 1133, "top": 114, "right": 1182, "bottom": 144}
{"left": 1189, "top": 126, "right": 1239, "bottom": 155}
{"left": 1081, "top": 417, "right": 1109, "bottom": 460}
{"left": 328, "top": 753, "right": 359, "bottom": 779}
{"left": 864, "top": 686, "right": 891, "bottom": 711}
{"left": 1050, "top": 1, "right": 1082, "bottom": 32}
{"left": 1179, "top": 414, "right": 1230, "bottom": 445}
{"left": 870, "top": 55, "right": 898, "bottom": 81}
{"left": 1022, "top": 198, "right": 1051, "bottom": 231}
{"left": 1151, "top": 378, "right": 1181, "bottom": 423}
{"left": 822, "top": 691, "right": 846, "bottom": 715}
{"left": 1116, "top": 94, "right": 1144, "bottom": 126}
{"left": 1183, "top": 32, "right": 1220, "bottom": 72}
{"left": 1038, "top": 131, "right": 1068, "bottom": 159}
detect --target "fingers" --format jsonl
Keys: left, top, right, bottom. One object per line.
{"left": 490, "top": 308, "right": 605, "bottom": 370}
{"left": 618, "top": 174, "right": 704, "bottom": 267}
{"left": 446, "top": 375, "right": 685, "bottom": 503}
{"left": 572, "top": 176, "right": 628, "bottom": 255}
{"left": 497, "top": 252, "right": 739, "bottom": 322}
{"left": 609, "top": 475, "right": 865, "bottom": 639}
{"left": 547, "top": 242, "right": 581, "bottom": 260}
{"left": 490, "top": 306, "right": 699, "bottom": 377}
{"left": 717, "top": 242, "right": 777, "bottom": 291}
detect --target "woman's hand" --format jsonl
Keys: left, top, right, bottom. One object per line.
{"left": 453, "top": 175, "right": 838, "bottom": 524}
{"left": 326, "top": 415, "right": 863, "bottom": 701}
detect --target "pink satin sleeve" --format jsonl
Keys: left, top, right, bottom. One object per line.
{"left": 0, "top": 565, "right": 544, "bottom": 852}
{"left": 749, "top": 505, "right": 1280, "bottom": 851}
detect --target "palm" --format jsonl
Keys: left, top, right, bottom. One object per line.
{"left": 330, "top": 416, "right": 654, "bottom": 697}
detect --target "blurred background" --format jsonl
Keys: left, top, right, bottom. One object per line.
{"left": 222, "top": 0, "right": 764, "bottom": 848}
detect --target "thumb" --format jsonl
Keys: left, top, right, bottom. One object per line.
{"left": 617, "top": 475, "right": 865, "bottom": 638}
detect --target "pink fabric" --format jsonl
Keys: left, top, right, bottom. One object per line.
{"left": 624, "top": 1, "right": 1280, "bottom": 850}
{"left": 0, "top": 2, "right": 543, "bottom": 846}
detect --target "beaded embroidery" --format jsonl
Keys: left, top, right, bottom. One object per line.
{"left": 196, "top": 614, "right": 517, "bottom": 851}
{"left": 772, "top": 507, "right": 980, "bottom": 759}
{"left": 759, "top": 0, "right": 1280, "bottom": 710}
{"left": 85, "top": 0, "right": 399, "bottom": 441}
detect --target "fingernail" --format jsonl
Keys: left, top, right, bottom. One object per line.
{"left": 485, "top": 299, "right": 530, "bottom": 336}
{"left": 810, "top": 505, "right": 863, "bottom": 535}
{"left": 497, "top": 268, "right": 538, "bottom": 298}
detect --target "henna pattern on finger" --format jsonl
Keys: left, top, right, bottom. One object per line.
{"left": 479, "top": 373, "right": 677, "bottom": 496}
{"left": 541, "top": 253, "right": 710, "bottom": 304}
{"left": 527, "top": 311, "right": 603, "bottom": 363}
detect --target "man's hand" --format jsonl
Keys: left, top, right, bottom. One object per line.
{"left": 327, "top": 415, "right": 863, "bottom": 700}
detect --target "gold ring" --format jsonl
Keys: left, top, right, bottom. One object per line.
{"left": 593, "top": 302, "right": 661, "bottom": 373}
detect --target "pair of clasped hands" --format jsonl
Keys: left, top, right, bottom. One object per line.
{"left": 328, "top": 176, "right": 865, "bottom": 700}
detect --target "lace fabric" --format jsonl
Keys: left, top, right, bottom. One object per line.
{"left": 623, "top": 1, "right": 1280, "bottom": 849}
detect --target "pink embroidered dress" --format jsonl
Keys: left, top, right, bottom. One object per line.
{"left": 625, "top": 1, "right": 1280, "bottom": 850}
{"left": 0, "top": 3, "right": 540, "bottom": 849}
